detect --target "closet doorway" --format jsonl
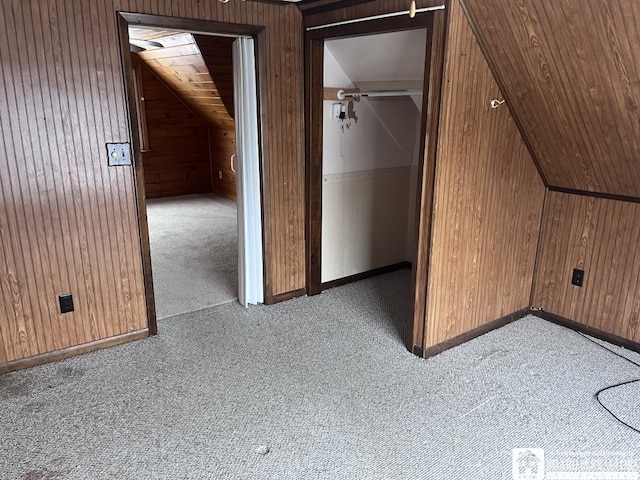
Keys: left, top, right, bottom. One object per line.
{"left": 305, "top": 7, "right": 448, "bottom": 353}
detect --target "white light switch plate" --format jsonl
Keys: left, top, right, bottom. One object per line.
{"left": 106, "top": 143, "right": 132, "bottom": 166}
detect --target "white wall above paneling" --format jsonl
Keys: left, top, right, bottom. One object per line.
{"left": 324, "top": 48, "right": 355, "bottom": 88}
{"left": 323, "top": 39, "right": 422, "bottom": 176}
{"left": 322, "top": 99, "right": 420, "bottom": 175}
{"left": 325, "top": 29, "right": 428, "bottom": 85}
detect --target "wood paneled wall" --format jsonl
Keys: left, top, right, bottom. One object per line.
{"left": 195, "top": 35, "right": 237, "bottom": 201}
{"left": 135, "top": 58, "right": 213, "bottom": 198}
{"left": 0, "top": 0, "right": 148, "bottom": 364}
{"left": 0, "top": 0, "right": 303, "bottom": 367}
{"left": 194, "top": 35, "right": 235, "bottom": 119}
{"left": 461, "top": 0, "right": 640, "bottom": 198}
{"left": 424, "top": 0, "right": 545, "bottom": 348}
{"left": 533, "top": 192, "right": 640, "bottom": 342}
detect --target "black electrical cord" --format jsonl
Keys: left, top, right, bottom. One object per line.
{"left": 575, "top": 330, "right": 640, "bottom": 368}
{"left": 534, "top": 307, "right": 640, "bottom": 433}
{"left": 592, "top": 379, "right": 640, "bottom": 434}
{"left": 574, "top": 330, "right": 640, "bottom": 434}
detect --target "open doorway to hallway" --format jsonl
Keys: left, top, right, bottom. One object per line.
{"left": 118, "top": 13, "right": 265, "bottom": 331}
{"left": 128, "top": 27, "right": 239, "bottom": 319}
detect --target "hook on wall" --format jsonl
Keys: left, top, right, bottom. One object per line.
{"left": 490, "top": 99, "right": 506, "bottom": 109}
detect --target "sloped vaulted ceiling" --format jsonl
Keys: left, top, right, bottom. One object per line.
{"left": 461, "top": 0, "right": 640, "bottom": 198}
{"left": 129, "top": 27, "right": 235, "bottom": 128}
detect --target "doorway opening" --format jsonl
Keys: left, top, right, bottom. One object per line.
{"left": 117, "top": 13, "right": 266, "bottom": 333}
{"left": 305, "top": 9, "right": 448, "bottom": 352}
{"left": 321, "top": 29, "right": 426, "bottom": 287}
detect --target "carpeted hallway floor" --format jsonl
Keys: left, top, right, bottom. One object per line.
{"left": 146, "top": 193, "right": 238, "bottom": 319}
{"left": 1, "top": 270, "right": 639, "bottom": 479}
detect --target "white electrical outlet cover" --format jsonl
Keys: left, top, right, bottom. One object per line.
{"left": 332, "top": 103, "right": 342, "bottom": 121}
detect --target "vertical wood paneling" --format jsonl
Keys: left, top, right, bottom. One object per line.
{"left": 0, "top": 0, "right": 304, "bottom": 367}
{"left": 462, "top": 0, "right": 640, "bottom": 198}
{"left": 265, "top": 3, "right": 304, "bottom": 296}
{"left": 103, "top": 0, "right": 147, "bottom": 337}
{"left": 0, "top": 0, "right": 149, "bottom": 364}
{"left": 135, "top": 60, "right": 213, "bottom": 198}
{"left": 424, "top": 0, "right": 545, "bottom": 348}
{"left": 532, "top": 192, "right": 640, "bottom": 342}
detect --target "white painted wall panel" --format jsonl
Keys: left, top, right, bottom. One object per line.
{"left": 321, "top": 167, "right": 415, "bottom": 282}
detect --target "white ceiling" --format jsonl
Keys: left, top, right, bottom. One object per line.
{"left": 325, "top": 29, "right": 428, "bottom": 85}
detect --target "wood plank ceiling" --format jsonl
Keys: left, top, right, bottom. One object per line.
{"left": 461, "top": 0, "right": 640, "bottom": 198}
{"left": 130, "top": 27, "right": 234, "bottom": 128}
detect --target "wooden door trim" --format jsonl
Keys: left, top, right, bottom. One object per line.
{"left": 305, "top": 35, "right": 324, "bottom": 296}
{"left": 298, "top": 0, "right": 374, "bottom": 16}
{"left": 116, "top": 12, "right": 270, "bottom": 333}
{"left": 306, "top": 13, "right": 433, "bottom": 40}
{"left": 304, "top": 9, "right": 446, "bottom": 353}
{"left": 116, "top": 13, "right": 157, "bottom": 335}
{"left": 411, "top": 7, "right": 448, "bottom": 355}
{"left": 118, "top": 12, "right": 263, "bottom": 37}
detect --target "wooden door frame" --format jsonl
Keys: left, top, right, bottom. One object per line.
{"left": 304, "top": 8, "right": 449, "bottom": 354}
{"left": 116, "top": 12, "right": 270, "bottom": 335}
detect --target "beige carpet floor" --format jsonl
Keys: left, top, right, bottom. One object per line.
{"left": 146, "top": 193, "right": 238, "bottom": 319}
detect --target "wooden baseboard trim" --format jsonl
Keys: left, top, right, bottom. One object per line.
{"left": 269, "top": 288, "right": 306, "bottom": 305}
{"left": 531, "top": 309, "right": 640, "bottom": 355}
{"left": 0, "top": 329, "right": 149, "bottom": 375}
{"left": 321, "top": 261, "right": 412, "bottom": 291}
{"left": 421, "top": 308, "right": 530, "bottom": 358}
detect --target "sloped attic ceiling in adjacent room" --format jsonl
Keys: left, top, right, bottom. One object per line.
{"left": 461, "top": 0, "right": 640, "bottom": 198}
{"left": 129, "top": 26, "right": 234, "bottom": 129}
